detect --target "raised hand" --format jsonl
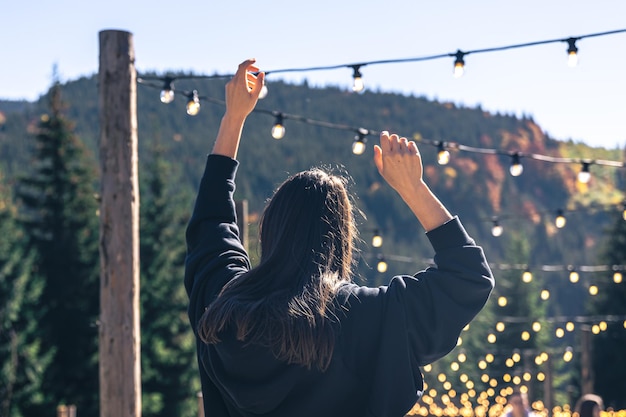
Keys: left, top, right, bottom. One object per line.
{"left": 373, "top": 131, "right": 452, "bottom": 232}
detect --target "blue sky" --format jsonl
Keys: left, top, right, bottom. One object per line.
{"left": 2, "top": 0, "right": 626, "bottom": 149}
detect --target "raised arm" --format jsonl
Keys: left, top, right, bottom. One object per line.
{"left": 211, "top": 58, "right": 265, "bottom": 159}
{"left": 373, "top": 131, "right": 452, "bottom": 231}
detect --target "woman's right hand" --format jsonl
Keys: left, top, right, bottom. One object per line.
{"left": 224, "top": 58, "right": 265, "bottom": 122}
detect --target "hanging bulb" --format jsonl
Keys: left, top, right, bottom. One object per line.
{"left": 351, "top": 65, "right": 364, "bottom": 93}
{"left": 522, "top": 269, "right": 533, "bottom": 283}
{"left": 555, "top": 209, "right": 566, "bottom": 228}
{"left": 569, "top": 268, "right": 579, "bottom": 283}
{"left": 577, "top": 162, "right": 591, "bottom": 184}
{"left": 372, "top": 229, "right": 383, "bottom": 248}
{"left": 437, "top": 142, "right": 450, "bottom": 165}
{"left": 376, "top": 255, "right": 388, "bottom": 273}
{"left": 453, "top": 50, "right": 465, "bottom": 78}
{"left": 566, "top": 37, "right": 579, "bottom": 67}
{"left": 160, "top": 77, "right": 175, "bottom": 104}
{"left": 271, "top": 114, "right": 285, "bottom": 139}
{"left": 622, "top": 201, "right": 626, "bottom": 221}
{"left": 186, "top": 90, "right": 200, "bottom": 116}
{"left": 613, "top": 270, "right": 623, "bottom": 284}
{"left": 509, "top": 153, "right": 523, "bottom": 176}
{"left": 352, "top": 130, "right": 367, "bottom": 155}
{"left": 491, "top": 219, "right": 503, "bottom": 237}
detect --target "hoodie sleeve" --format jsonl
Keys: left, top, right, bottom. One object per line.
{"left": 184, "top": 154, "right": 251, "bottom": 332}
{"left": 340, "top": 216, "right": 494, "bottom": 417}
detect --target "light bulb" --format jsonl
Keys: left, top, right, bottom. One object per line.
{"left": 186, "top": 90, "right": 200, "bottom": 116}
{"left": 614, "top": 271, "right": 623, "bottom": 284}
{"left": 569, "top": 270, "right": 579, "bottom": 283}
{"left": 437, "top": 142, "right": 450, "bottom": 165}
{"left": 577, "top": 162, "right": 591, "bottom": 184}
{"left": 509, "top": 153, "right": 523, "bottom": 176}
{"left": 567, "top": 38, "right": 579, "bottom": 67}
{"left": 555, "top": 210, "right": 566, "bottom": 228}
{"left": 351, "top": 65, "right": 364, "bottom": 93}
{"left": 160, "top": 78, "right": 175, "bottom": 103}
{"left": 522, "top": 269, "right": 533, "bottom": 283}
{"left": 491, "top": 220, "right": 503, "bottom": 237}
{"left": 160, "top": 88, "right": 174, "bottom": 104}
{"left": 271, "top": 124, "right": 285, "bottom": 140}
{"left": 271, "top": 114, "right": 285, "bottom": 139}
{"left": 377, "top": 257, "right": 388, "bottom": 273}
{"left": 453, "top": 50, "right": 465, "bottom": 78}
{"left": 352, "top": 137, "right": 366, "bottom": 155}
{"left": 372, "top": 230, "right": 383, "bottom": 248}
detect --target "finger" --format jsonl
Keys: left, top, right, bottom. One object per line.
{"left": 249, "top": 72, "right": 265, "bottom": 98}
{"left": 238, "top": 58, "right": 256, "bottom": 71}
{"left": 235, "top": 59, "right": 256, "bottom": 82}
{"left": 399, "top": 136, "right": 409, "bottom": 153}
{"left": 373, "top": 145, "right": 383, "bottom": 175}
{"left": 379, "top": 131, "right": 391, "bottom": 153}
{"left": 407, "top": 141, "right": 419, "bottom": 155}
{"left": 388, "top": 133, "right": 400, "bottom": 152}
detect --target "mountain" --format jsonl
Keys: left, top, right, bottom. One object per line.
{"left": 0, "top": 73, "right": 624, "bottom": 297}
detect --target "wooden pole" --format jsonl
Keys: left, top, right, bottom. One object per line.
{"left": 98, "top": 30, "right": 141, "bottom": 417}
{"left": 580, "top": 327, "right": 594, "bottom": 394}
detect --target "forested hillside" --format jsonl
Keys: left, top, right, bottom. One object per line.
{"left": 1, "top": 74, "right": 623, "bottom": 280}
{"left": 1, "top": 74, "right": 625, "bottom": 413}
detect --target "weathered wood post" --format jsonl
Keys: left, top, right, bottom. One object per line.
{"left": 98, "top": 29, "right": 141, "bottom": 417}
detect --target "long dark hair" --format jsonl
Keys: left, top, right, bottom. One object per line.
{"left": 198, "top": 168, "right": 359, "bottom": 371}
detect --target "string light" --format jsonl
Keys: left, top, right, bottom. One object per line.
{"left": 372, "top": 229, "right": 383, "bottom": 248}
{"left": 160, "top": 77, "right": 175, "bottom": 104}
{"left": 491, "top": 218, "right": 503, "bottom": 237}
{"left": 351, "top": 65, "right": 365, "bottom": 93}
{"left": 138, "top": 79, "right": 626, "bottom": 175}
{"left": 577, "top": 161, "right": 592, "bottom": 184}
{"left": 569, "top": 268, "right": 579, "bottom": 283}
{"left": 352, "top": 129, "right": 368, "bottom": 155}
{"left": 555, "top": 209, "right": 566, "bottom": 228}
{"left": 437, "top": 142, "right": 450, "bottom": 165}
{"left": 376, "top": 255, "right": 388, "bottom": 273}
{"left": 522, "top": 269, "right": 533, "bottom": 283}
{"left": 271, "top": 113, "right": 285, "bottom": 139}
{"left": 614, "top": 270, "right": 623, "bottom": 284}
{"left": 453, "top": 50, "right": 466, "bottom": 78}
{"left": 185, "top": 90, "right": 200, "bottom": 116}
{"left": 509, "top": 153, "right": 523, "bottom": 177}
{"left": 566, "top": 37, "right": 579, "bottom": 67}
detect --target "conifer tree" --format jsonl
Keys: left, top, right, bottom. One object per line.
{"left": 486, "top": 235, "right": 550, "bottom": 403}
{"left": 16, "top": 83, "right": 100, "bottom": 416}
{"left": 0, "top": 171, "right": 48, "bottom": 417}
{"left": 590, "top": 211, "right": 626, "bottom": 409}
{"left": 139, "top": 144, "right": 199, "bottom": 417}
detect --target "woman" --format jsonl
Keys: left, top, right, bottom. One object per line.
{"left": 184, "top": 59, "right": 494, "bottom": 417}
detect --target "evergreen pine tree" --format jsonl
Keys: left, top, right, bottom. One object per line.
{"left": 16, "top": 83, "right": 100, "bottom": 416}
{"left": 487, "top": 234, "right": 550, "bottom": 403}
{"left": 139, "top": 144, "right": 199, "bottom": 417}
{"left": 0, "top": 170, "right": 49, "bottom": 417}
{"left": 590, "top": 211, "right": 626, "bottom": 409}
